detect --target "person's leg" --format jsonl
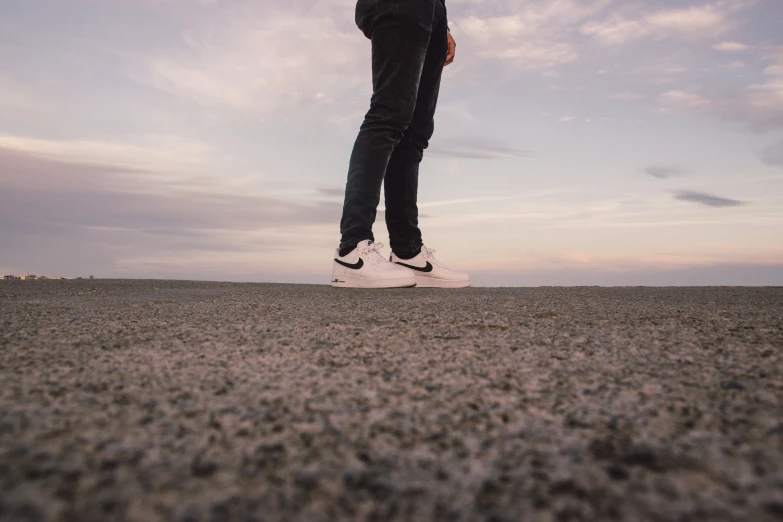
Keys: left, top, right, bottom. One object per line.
{"left": 339, "top": 0, "right": 439, "bottom": 254}
{"left": 384, "top": 1, "right": 449, "bottom": 259}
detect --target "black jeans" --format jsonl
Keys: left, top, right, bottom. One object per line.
{"left": 339, "top": 0, "right": 449, "bottom": 259}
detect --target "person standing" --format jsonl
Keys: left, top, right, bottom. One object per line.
{"left": 332, "top": 0, "right": 471, "bottom": 289}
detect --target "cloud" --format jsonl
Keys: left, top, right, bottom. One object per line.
{"left": 659, "top": 82, "right": 783, "bottom": 132}
{"left": 129, "top": 1, "right": 368, "bottom": 118}
{"left": 655, "top": 88, "right": 783, "bottom": 132}
{"left": 712, "top": 41, "right": 749, "bottom": 52}
{"left": 660, "top": 90, "right": 711, "bottom": 107}
{"left": 429, "top": 136, "right": 532, "bottom": 160}
{"left": 760, "top": 141, "right": 783, "bottom": 169}
{"left": 418, "top": 196, "right": 528, "bottom": 209}
{"left": 581, "top": 2, "right": 745, "bottom": 45}
{"left": 673, "top": 190, "right": 744, "bottom": 208}
{"left": 644, "top": 167, "right": 683, "bottom": 179}
{"left": 318, "top": 187, "right": 345, "bottom": 198}
{"left": 610, "top": 91, "right": 646, "bottom": 101}
{"left": 0, "top": 75, "right": 40, "bottom": 110}
{"left": 0, "top": 133, "right": 219, "bottom": 175}
{"left": 451, "top": 0, "right": 614, "bottom": 71}
{"left": 456, "top": 16, "right": 579, "bottom": 70}
{"left": 579, "top": 19, "right": 637, "bottom": 44}
{"left": 649, "top": 43, "right": 783, "bottom": 131}
{"left": 0, "top": 146, "right": 341, "bottom": 276}
{"left": 558, "top": 116, "right": 577, "bottom": 123}
{"left": 0, "top": 146, "right": 339, "bottom": 231}
{"left": 646, "top": 4, "right": 726, "bottom": 32}
{"left": 735, "top": 47, "right": 783, "bottom": 129}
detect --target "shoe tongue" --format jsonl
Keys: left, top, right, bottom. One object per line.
{"left": 358, "top": 239, "right": 376, "bottom": 254}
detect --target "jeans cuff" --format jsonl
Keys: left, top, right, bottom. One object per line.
{"left": 394, "top": 244, "right": 422, "bottom": 260}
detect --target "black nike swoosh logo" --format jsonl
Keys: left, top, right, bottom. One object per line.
{"left": 395, "top": 261, "right": 433, "bottom": 273}
{"left": 335, "top": 258, "right": 364, "bottom": 270}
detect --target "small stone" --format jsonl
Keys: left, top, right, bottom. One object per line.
{"left": 606, "top": 464, "right": 630, "bottom": 480}
{"left": 722, "top": 380, "right": 746, "bottom": 391}
{"left": 191, "top": 457, "right": 217, "bottom": 477}
{"left": 767, "top": 424, "right": 783, "bottom": 436}
{"left": 294, "top": 473, "right": 319, "bottom": 490}
{"left": 621, "top": 445, "right": 662, "bottom": 471}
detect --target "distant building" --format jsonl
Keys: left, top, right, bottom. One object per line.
{"left": 3, "top": 275, "right": 19, "bottom": 280}
{"left": 20, "top": 274, "right": 37, "bottom": 280}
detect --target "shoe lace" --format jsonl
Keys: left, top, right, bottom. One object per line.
{"left": 421, "top": 245, "right": 437, "bottom": 262}
{"left": 360, "top": 241, "right": 390, "bottom": 266}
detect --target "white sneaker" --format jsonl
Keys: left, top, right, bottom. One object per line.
{"left": 390, "top": 245, "right": 471, "bottom": 288}
{"left": 332, "top": 240, "right": 416, "bottom": 288}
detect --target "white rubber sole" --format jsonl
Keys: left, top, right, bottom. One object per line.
{"left": 414, "top": 277, "right": 471, "bottom": 288}
{"left": 331, "top": 273, "right": 416, "bottom": 289}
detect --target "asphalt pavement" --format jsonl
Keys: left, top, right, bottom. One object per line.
{"left": 1, "top": 280, "right": 782, "bottom": 522}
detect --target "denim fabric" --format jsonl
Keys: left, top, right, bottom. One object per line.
{"left": 339, "top": 0, "right": 449, "bottom": 259}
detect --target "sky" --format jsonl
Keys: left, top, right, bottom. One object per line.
{"left": 1, "top": 0, "right": 782, "bottom": 286}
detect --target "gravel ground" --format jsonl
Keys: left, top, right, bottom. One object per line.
{"left": 0, "top": 280, "right": 782, "bottom": 522}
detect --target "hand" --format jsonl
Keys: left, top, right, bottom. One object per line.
{"left": 444, "top": 30, "right": 456, "bottom": 66}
